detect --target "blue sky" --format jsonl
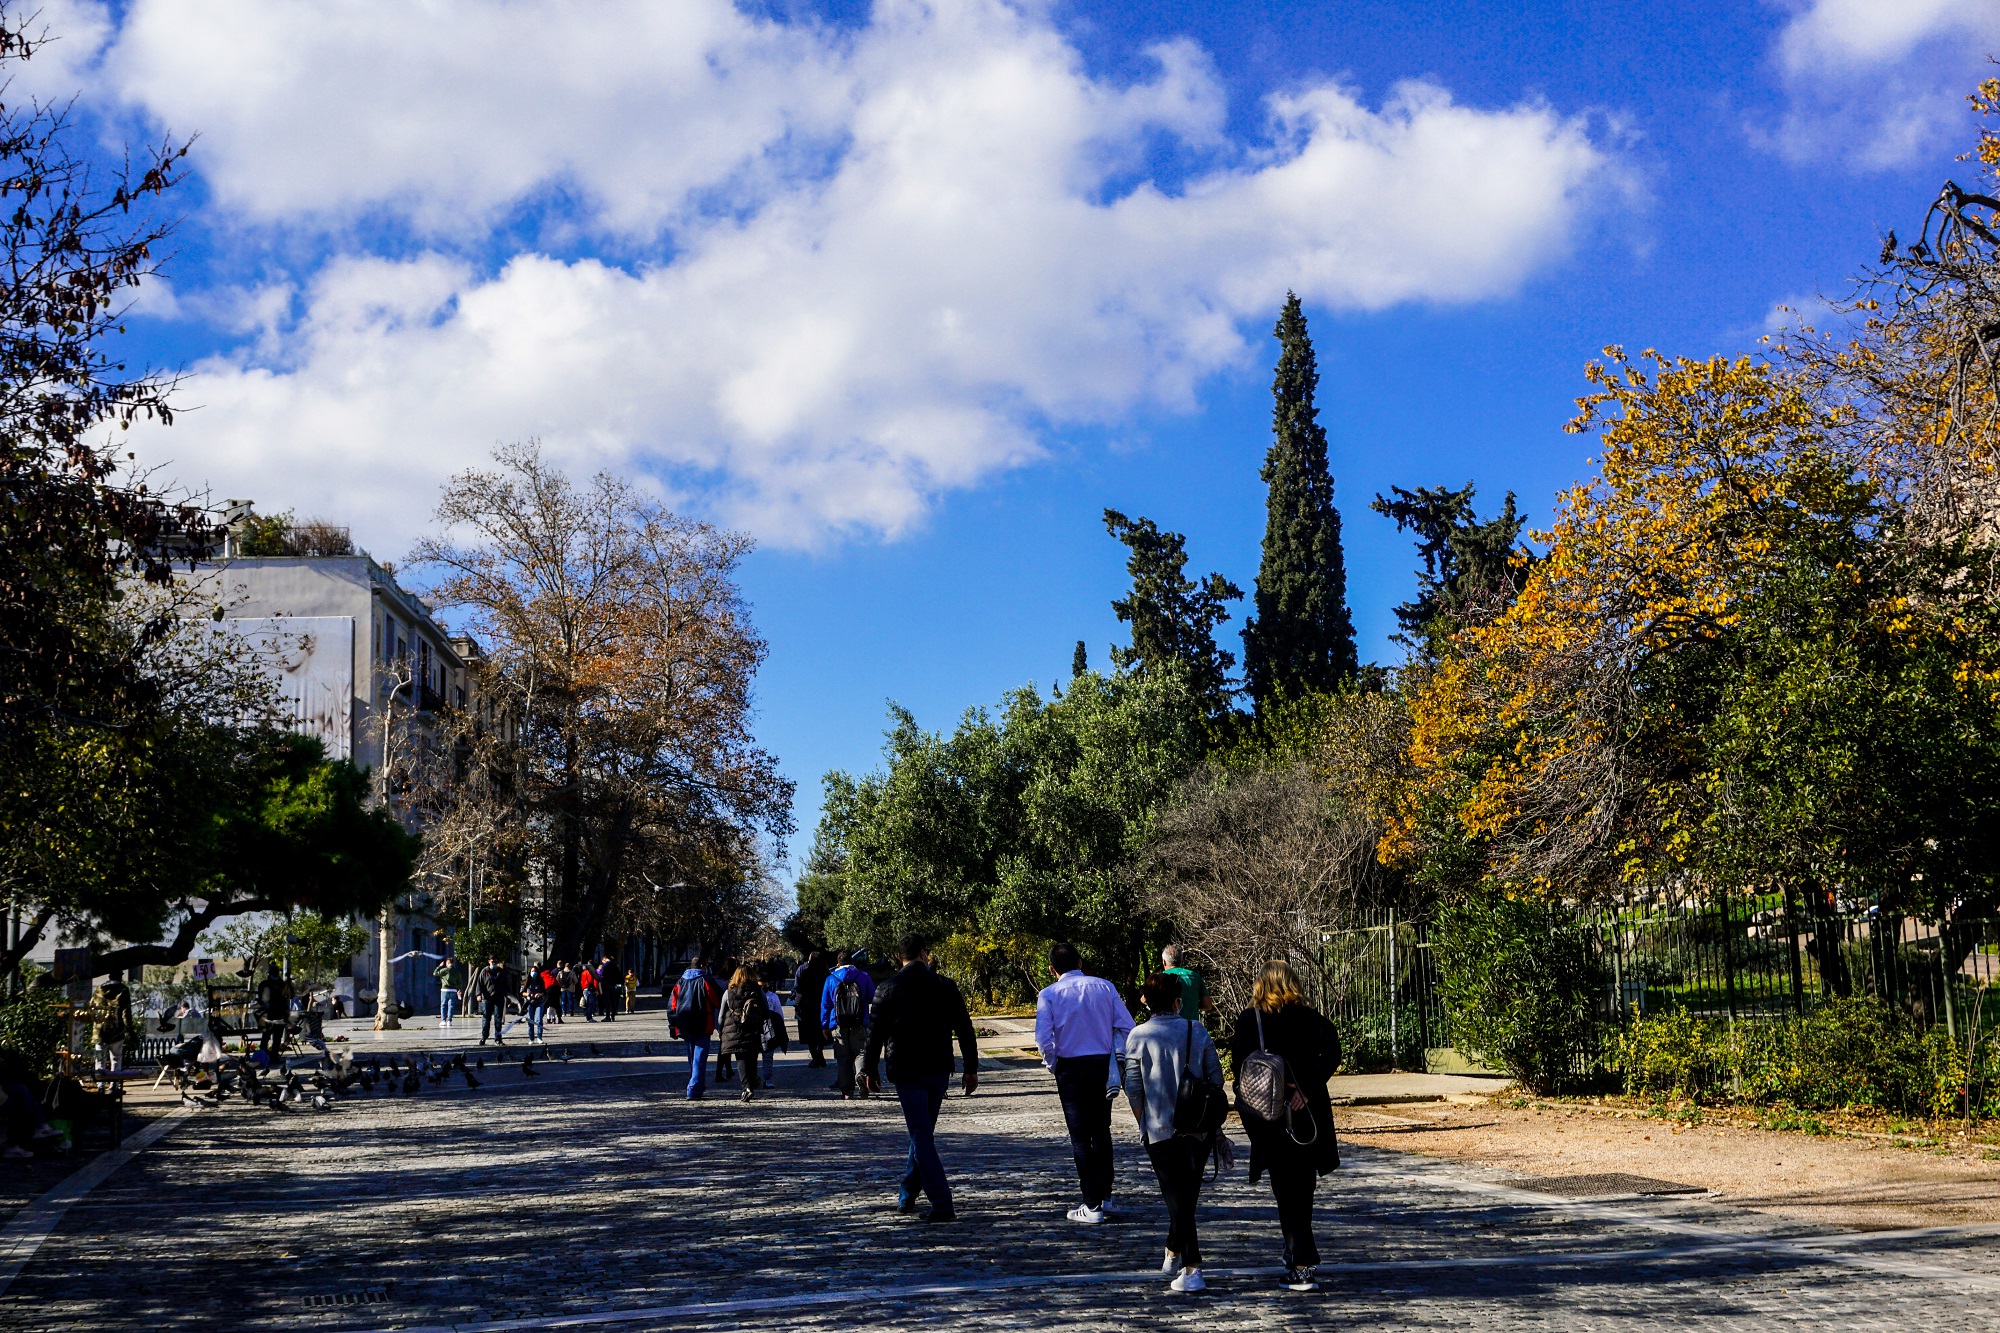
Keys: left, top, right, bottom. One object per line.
{"left": 44, "top": 0, "right": 2000, "bottom": 882}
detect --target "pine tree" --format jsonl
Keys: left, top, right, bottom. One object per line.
{"left": 1103, "top": 509, "right": 1242, "bottom": 717}
{"left": 1071, "top": 640, "right": 1088, "bottom": 678}
{"left": 1242, "top": 293, "right": 1357, "bottom": 709}
{"left": 1371, "top": 482, "right": 1528, "bottom": 658}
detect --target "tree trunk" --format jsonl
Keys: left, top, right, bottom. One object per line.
{"left": 374, "top": 901, "right": 401, "bottom": 1029}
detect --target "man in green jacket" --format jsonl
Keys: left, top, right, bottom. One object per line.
{"left": 435, "top": 954, "right": 468, "bottom": 1028}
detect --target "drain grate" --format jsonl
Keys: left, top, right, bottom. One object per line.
{"left": 1512, "top": 1172, "right": 1707, "bottom": 1198}
{"left": 303, "top": 1288, "right": 390, "bottom": 1309}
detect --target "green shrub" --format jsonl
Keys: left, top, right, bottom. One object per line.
{"left": 453, "top": 921, "right": 517, "bottom": 967}
{"left": 1432, "top": 895, "right": 1605, "bottom": 1094}
{"left": 1616, "top": 1008, "right": 1728, "bottom": 1100}
{"left": 0, "top": 993, "right": 70, "bottom": 1077}
{"left": 1616, "top": 997, "right": 1987, "bottom": 1117}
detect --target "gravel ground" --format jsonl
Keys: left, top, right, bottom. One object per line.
{"left": 1338, "top": 1097, "right": 2000, "bottom": 1231}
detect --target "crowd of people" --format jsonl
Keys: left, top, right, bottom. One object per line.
{"left": 660, "top": 936, "right": 1340, "bottom": 1295}
{"left": 432, "top": 955, "right": 639, "bottom": 1042}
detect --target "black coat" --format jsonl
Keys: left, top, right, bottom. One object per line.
{"left": 863, "top": 963, "right": 977, "bottom": 1084}
{"left": 715, "top": 986, "right": 772, "bottom": 1056}
{"left": 1228, "top": 1003, "right": 1342, "bottom": 1180}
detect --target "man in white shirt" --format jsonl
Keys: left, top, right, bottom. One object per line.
{"left": 1035, "top": 942, "right": 1133, "bottom": 1223}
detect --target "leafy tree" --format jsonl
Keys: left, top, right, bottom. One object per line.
{"left": 411, "top": 442, "right": 794, "bottom": 961}
{"left": 1103, "top": 509, "right": 1242, "bottom": 719}
{"left": 802, "top": 668, "right": 1210, "bottom": 986}
{"left": 199, "top": 911, "right": 369, "bottom": 987}
{"left": 1370, "top": 483, "right": 1528, "bottom": 658}
{"left": 1242, "top": 293, "right": 1357, "bottom": 709}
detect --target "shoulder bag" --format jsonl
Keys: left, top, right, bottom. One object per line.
{"left": 1171, "top": 1020, "right": 1229, "bottom": 1137}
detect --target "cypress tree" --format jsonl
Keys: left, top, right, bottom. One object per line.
{"left": 1242, "top": 293, "right": 1357, "bottom": 709}
{"left": 1071, "top": 640, "right": 1088, "bottom": 678}
{"left": 1103, "top": 509, "right": 1242, "bottom": 718}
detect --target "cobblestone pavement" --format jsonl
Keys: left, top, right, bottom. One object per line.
{"left": 8, "top": 1019, "right": 2000, "bottom": 1331}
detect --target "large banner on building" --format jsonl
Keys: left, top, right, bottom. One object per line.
{"left": 214, "top": 616, "right": 355, "bottom": 760}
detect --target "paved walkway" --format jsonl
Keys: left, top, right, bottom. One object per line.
{"left": 5, "top": 1012, "right": 2000, "bottom": 1330}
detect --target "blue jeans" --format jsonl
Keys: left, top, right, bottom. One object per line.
{"left": 439, "top": 989, "right": 458, "bottom": 1023}
{"left": 525, "top": 1002, "right": 545, "bottom": 1041}
{"left": 583, "top": 990, "right": 598, "bottom": 1021}
{"left": 684, "top": 1038, "right": 710, "bottom": 1098}
{"left": 895, "top": 1075, "right": 952, "bottom": 1211}
{"left": 760, "top": 1047, "right": 775, "bottom": 1084}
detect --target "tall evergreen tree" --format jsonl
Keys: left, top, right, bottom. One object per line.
{"left": 1103, "top": 509, "right": 1242, "bottom": 717}
{"left": 1071, "top": 639, "right": 1088, "bottom": 678}
{"left": 1370, "top": 482, "right": 1528, "bottom": 658}
{"left": 1242, "top": 293, "right": 1357, "bottom": 710}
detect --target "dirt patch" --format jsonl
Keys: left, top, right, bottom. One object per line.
{"left": 1336, "top": 1097, "right": 2000, "bottom": 1231}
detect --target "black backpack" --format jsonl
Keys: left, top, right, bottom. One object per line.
{"left": 834, "top": 975, "right": 867, "bottom": 1026}
{"left": 672, "top": 976, "right": 710, "bottom": 1029}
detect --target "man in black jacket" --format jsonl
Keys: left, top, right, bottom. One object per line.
{"left": 862, "top": 935, "right": 978, "bottom": 1223}
{"left": 477, "top": 956, "right": 516, "bottom": 1046}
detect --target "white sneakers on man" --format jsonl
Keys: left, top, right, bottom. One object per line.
{"left": 1162, "top": 1248, "right": 1180, "bottom": 1274}
{"left": 1170, "top": 1268, "right": 1206, "bottom": 1293}
{"left": 1066, "top": 1204, "right": 1106, "bottom": 1224}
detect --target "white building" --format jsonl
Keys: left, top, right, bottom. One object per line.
{"left": 170, "top": 530, "right": 485, "bottom": 1016}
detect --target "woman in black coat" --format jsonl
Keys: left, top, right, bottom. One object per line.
{"left": 1228, "top": 959, "right": 1342, "bottom": 1292}
{"left": 715, "top": 966, "right": 771, "bottom": 1102}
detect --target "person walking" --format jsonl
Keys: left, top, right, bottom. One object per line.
{"left": 793, "top": 950, "right": 831, "bottom": 1068}
{"left": 255, "top": 962, "right": 292, "bottom": 1057}
{"left": 1160, "top": 945, "right": 1212, "bottom": 1020}
{"left": 559, "top": 962, "right": 578, "bottom": 1020}
{"left": 862, "top": 935, "right": 978, "bottom": 1223}
{"left": 579, "top": 962, "right": 600, "bottom": 1021}
{"left": 599, "top": 957, "right": 620, "bottom": 1023}
{"left": 820, "top": 949, "right": 876, "bottom": 1099}
{"left": 1035, "top": 943, "right": 1133, "bottom": 1223}
{"left": 520, "top": 965, "right": 550, "bottom": 1043}
{"left": 715, "top": 966, "right": 769, "bottom": 1102}
{"left": 1228, "top": 959, "right": 1342, "bottom": 1293}
{"left": 624, "top": 968, "right": 639, "bottom": 1016}
{"left": 1123, "top": 973, "right": 1224, "bottom": 1293}
{"left": 668, "top": 958, "right": 723, "bottom": 1100}
{"left": 759, "top": 976, "right": 789, "bottom": 1087}
{"left": 435, "top": 953, "right": 467, "bottom": 1028}
{"left": 88, "top": 971, "right": 134, "bottom": 1077}
{"left": 477, "top": 954, "right": 516, "bottom": 1046}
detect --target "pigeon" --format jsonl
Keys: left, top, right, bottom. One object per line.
{"left": 402, "top": 1070, "right": 421, "bottom": 1095}
{"left": 589, "top": 1042, "right": 601, "bottom": 1057}
{"left": 643, "top": 1043, "right": 654, "bottom": 1056}
{"left": 475, "top": 1056, "right": 486, "bottom": 1071}
{"left": 521, "top": 1053, "right": 538, "bottom": 1077}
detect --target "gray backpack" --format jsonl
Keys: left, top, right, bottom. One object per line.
{"left": 1238, "top": 1010, "right": 1318, "bottom": 1144}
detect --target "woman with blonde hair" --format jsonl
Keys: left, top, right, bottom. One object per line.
{"left": 1228, "top": 958, "right": 1341, "bottom": 1293}
{"left": 715, "top": 964, "right": 773, "bottom": 1102}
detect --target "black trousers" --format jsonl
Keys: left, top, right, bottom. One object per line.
{"left": 481, "top": 1002, "right": 506, "bottom": 1043}
{"left": 1268, "top": 1163, "right": 1319, "bottom": 1267}
{"left": 799, "top": 1017, "right": 826, "bottom": 1066}
{"left": 1145, "top": 1137, "right": 1207, "bottom": 1266}
{"left": 1053, "top": 1055, "right": 1114, "bottom": 1208}
{"left": 259, "top": 1021, "right": 286, "bottom": 1056}
{"left": 832, "top": 1026, "right": 865, "bottom": 1095}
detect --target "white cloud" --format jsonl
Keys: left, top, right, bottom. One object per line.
{"left": 93, "top": 0, "right": 1609, "bottom": 550}
{"left": 1768, "top": 0, "right": 2000, "bottom": 167}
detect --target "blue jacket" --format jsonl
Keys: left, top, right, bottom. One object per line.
{"left": 820, "top": 965, "right": 876, "bottom": 1030}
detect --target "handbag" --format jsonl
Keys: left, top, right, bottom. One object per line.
{"left": 1171, "top": 1019, "right": 1229, "bottom": 1138}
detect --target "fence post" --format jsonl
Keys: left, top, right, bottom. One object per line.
{"left": 1784, "top": 885, "right": 1806, "bottom": 1017}
{"left": 1720, "top": 893, "right": 1740, "bottom": 1022}
{"left": 1388, "top": 907, "right": 1398, "bottom": 1069}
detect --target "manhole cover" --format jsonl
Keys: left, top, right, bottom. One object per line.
{"left": 1511, "top": 1172, "right": 1706, "bottom": 1198}
{"left": 303, "top": 1288, "right": 390, "bottom": 1309}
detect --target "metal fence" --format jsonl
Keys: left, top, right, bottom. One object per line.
{"left": 1318, "top": 897, "right": 2000, "bottom": 1072}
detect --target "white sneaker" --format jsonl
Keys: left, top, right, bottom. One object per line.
{"left": 1171, "top": 1267, "right": 1206, "bottom": 1293}
{"left": 1066, "top": 1204, "right": 1106, "bottom": 1224}
{"left": 1162, "top": 1248, "right": 1180, "bottom": 1274}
